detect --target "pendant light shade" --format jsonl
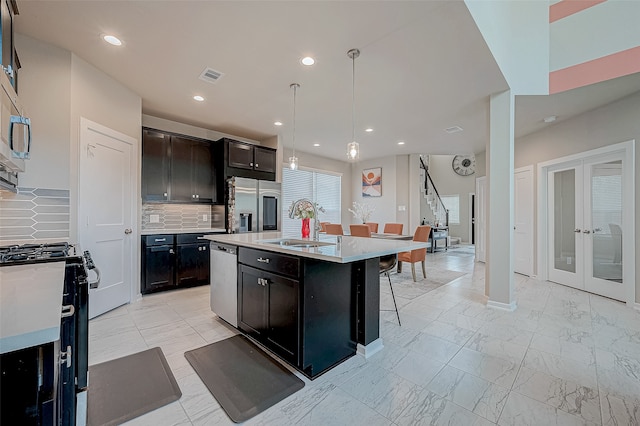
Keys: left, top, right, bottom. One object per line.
{"left": 289, "top": 83, "right": 300, "bottom": 170}
{"left": 347, "top": 48, "right": 360, "bottom": 160}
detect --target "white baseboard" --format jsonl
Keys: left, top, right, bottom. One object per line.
{"left": 634, "top": 302, "right": 640, "bottom": 312}
{"left": 487, "top": 300, "right": 517, "bottom": 312}
{"left": 356, "top": 338, "right": 384, "bottom": 359}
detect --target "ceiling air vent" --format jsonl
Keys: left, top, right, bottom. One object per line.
{"left": 199, "top": 67, "right": 224, "bottom": 84}
{"left": 444, "top": 126, "right": 464, "bottom": 134}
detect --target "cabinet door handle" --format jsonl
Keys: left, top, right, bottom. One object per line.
{"left": 154, "top": 238, "right": 166, "bottom": 242}
{"left": 257, "top": 257, "right": 270, "bottom": 263}
{"left": 250, "top": 162, "right": 253, "bottom": 167}
{"left": 574, "top": 229, "right": 581, "bottom": 233}
{"left": 255, "top": 163, "right": 259, "bottom": 168}
{"left": 192, "top": 195, "right": 195, "bottom": 198}
{"left": 169, "top": 248, "right": 175, "bottom": 254}
{"left": 583, "top": 230, "right": 591, "bottom": 234}
{"left": 163, "top": 192, "right": 168, "bottom": 197}
{"left": 196, "top": 194, "right": 199, "bottom": 199}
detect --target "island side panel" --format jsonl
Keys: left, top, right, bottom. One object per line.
{"left": 354, "top": 257, "right": 381, "bottom": 346}
{"left": 300, "top": 259, "right": 356, "bottom": 378}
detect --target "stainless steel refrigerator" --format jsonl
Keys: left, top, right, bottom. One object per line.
{"left": 227, "top": 177, "right": 282, "bottom": 233}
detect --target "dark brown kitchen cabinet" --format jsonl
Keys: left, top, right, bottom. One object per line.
{"left": 1, "top": 0, "right": 19, "bottom": 90}
{"left": 142, "top": 233, "right": 211, "bottom": 295}
{"left": 238, "top": 264, "right": 299, "bottom": 364}
{"left": 142, "top": 128, "right": 216, "bottom": 203}
{"left": 219, "top": 138, "right": 277, "bottom": 181}
{"left": 142, "top": 129, "right": 171, "bottom": 201}
{"left": 176, "top": 234, "right": 209, "bottom": 286}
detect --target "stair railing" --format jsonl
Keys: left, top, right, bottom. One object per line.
{"left": 419, "top": 156, "right": 449, "bottom": 227}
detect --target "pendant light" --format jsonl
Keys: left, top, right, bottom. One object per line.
{"left": 347, "top": 48, "right": 360, "bottom": 160}
{"left": 288, "top": 83, "right": 300, "bottom": 170}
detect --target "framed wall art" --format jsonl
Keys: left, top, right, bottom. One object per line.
{"left": 362, "top": 167, "right": 382, "bottom": 197}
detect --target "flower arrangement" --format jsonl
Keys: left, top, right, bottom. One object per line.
{"left": 348, "top": 201, "right": 374, "bottom": 223}
{"left": 288, "top": 199, "right": 325, "bottom": 219}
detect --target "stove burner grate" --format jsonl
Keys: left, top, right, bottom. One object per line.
{"left": 0, "top": 242, "right": 72, "bottom": 263}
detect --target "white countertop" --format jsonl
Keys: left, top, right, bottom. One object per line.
{"left": 203, "top": 232, "right": 428, "bottom": 264}
{"left": 141, "top": 228, "right": 226, "bottom": 235}
{"left": 0, "top": 261, "right": 67, "bottom": 354}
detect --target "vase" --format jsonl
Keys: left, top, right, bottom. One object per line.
{"left": 301, "top": 218, "right": 311, "bottom": 238}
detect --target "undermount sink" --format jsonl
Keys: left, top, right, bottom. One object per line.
{"left": 261, "top": 238, "right": 336, "bottom": 248}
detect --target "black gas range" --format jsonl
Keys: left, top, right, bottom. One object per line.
{"left": 0, "top": 242, "right": 98, "bottom": 426}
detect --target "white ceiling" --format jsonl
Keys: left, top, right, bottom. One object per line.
{"left": 15, "top": 1, "right": 640, "bottom": 162}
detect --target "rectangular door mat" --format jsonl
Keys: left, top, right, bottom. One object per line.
{"left": 184, "top": 335, "right": 305, "bottom": 423}
{"left": 87, "top": 347, "right": 181, "bottom": 426}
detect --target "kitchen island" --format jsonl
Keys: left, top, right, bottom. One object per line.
{"left": 203, "top": 232, "right": 427, "bottom": 379}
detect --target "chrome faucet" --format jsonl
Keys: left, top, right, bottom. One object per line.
{"left": 289, "top": 198, "right": 321, "bottom": 240}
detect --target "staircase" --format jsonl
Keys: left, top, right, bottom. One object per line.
{"left": 419, "top": 155, "right": 448, "bottom": 226}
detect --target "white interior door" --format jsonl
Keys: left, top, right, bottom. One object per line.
{"left": 547, "top": 153, "right": 627, "bottom": 301}
{"left": 79, "top": 118, "right": 136, "bottom": 318}
{"left": 475, "top": 177, "right": 486, "bottom": 263}
{"left": 514, "top": 167, "right": 533, "bottom": 276}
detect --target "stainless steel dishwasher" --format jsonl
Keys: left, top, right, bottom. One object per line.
{"left": 210, "top": 242, "right": 238, "bottom": 327}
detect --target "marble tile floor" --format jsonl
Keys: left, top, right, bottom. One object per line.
{"left": 89, "top": 246, "right": 640, "bottom": 425}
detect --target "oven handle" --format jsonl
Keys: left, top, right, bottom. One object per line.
{"left": 61, "top": 304, "right": 75, "bottom": 318}
{"left": 88, "top": 266, "right": 101, "bottom": 289}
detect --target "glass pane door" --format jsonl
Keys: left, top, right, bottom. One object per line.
{"left": 548, "top": 166, "right": 583, "bottom": 288}
{"left": 585, "top": 159, "right": 625, "bottom": 300}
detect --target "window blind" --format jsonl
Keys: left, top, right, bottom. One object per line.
{"left": 282, "top": 167, "right": 341, "bottom": 235}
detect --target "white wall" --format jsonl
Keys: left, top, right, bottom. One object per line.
{"left": 142, "top": 114, "right": 262, "bottom": 145}
{"left": 69, "top": 54, "right": 142, "bottom": 242}
{"left": 15, "top": 34, "right": 71, "bottom": 190}
{"left": 350, "top": 156, "right": 398, "bottom": 229}
{"left": 465, "top": 0, "right": 549, "bottom": 95}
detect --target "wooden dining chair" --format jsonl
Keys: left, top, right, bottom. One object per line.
{"left": 383, "top": 223, "right": 403, "bottom": 235}
{"left": 324, "top": 224, "right": 344, "bottom": 235}
{"left": 349, "top": 224, "right": 371, "bottom": 237}
{"left": 364, "top": 222, "right": 378, "bottom": 233}
{"left": 397, "top": 225, "right": 431, "bottom": 282}
{"left": 319, "top": 221, "right": 330, "bottom": 232}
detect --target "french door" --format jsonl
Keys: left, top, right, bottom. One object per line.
{"left": 547, "top": 152, "right": 626, "bottom": 301}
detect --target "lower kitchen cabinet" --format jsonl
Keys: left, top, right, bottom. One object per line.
{"left": 176, "top": 234, "right": 210, "bottom": 286}
{"left": 239, "top": 264, "right": 299, "bottom": 364}
{"left": 142, "top": 233, "right": 210, "bottom": 294}
{"left": 237, "top": 247, "right": 354, "bottom": 378}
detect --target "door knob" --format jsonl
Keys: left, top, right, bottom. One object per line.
{"left": 124, "top": 228, "right": 132, "bottom": 234}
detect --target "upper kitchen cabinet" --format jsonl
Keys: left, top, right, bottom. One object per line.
{"left": 1, "top": 0, "right": 20, "bottom": 91}
{"left": 142, "top": 128, "right": 217, "bottom": 203}
{"left": 219, "top": 138, "right": 276, "bottom": 181}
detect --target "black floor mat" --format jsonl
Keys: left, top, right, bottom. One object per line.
{"left": 184, "top": 335, "right": 305, "bottom": 423}
{"left": 87, "top": 347, "right": 181, "bottom": 426}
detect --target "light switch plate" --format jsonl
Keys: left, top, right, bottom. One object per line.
{"left": 150, "top": 214, "right": 160, "bottom": 223}
{"left": 398, "top": 205, "right": 406, "bottom": 211}
{"left": 202, "top": 214, "right": 208, "bottom": 221}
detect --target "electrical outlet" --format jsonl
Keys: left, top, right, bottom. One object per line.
{"left": 150, "top": 214, "right": 160, "bottom": 223}
{"left": 202, "top": 214, "right": 208, "bottom": 221}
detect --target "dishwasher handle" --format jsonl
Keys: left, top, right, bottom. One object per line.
{"left": 214, "top": 244, "right": 237, "bottom": 255}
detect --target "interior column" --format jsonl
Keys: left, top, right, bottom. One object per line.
{"left": 485, "top": 90, "right": 516, "bottom": 311}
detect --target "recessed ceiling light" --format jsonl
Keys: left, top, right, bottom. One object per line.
{"left": 102, "top": 35, "right": 122, "bottom": 46}
{"left": 313, "top": 143, "right": 320, "bottom": 147}
{"left": 193, "top": 95, "right": 204, "bottom": 102}
{"left": 398, "top": 141, "right": 405, "bottom": 145}
{"left": 365, "top": 128, "right": 373, "bottom": 133}
{"left": 301, "top": 57, "right": 315, "bottom": 66}
{"left": 543, "top": 115, "right": 557, "bottom": 123}
{"left": 274, "top": 121, "right": 283, "bottom": 126}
